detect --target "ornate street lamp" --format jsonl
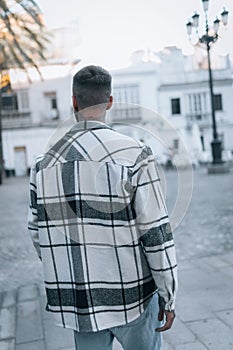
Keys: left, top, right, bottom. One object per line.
{"left": 186, "top": 0, "right": 229, "bottom": 165}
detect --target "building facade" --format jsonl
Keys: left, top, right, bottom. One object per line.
{"left": 2, "top": 47, "right": 233, "bottom": 175}
{"left": 109, "top": 47, "right": 233, "bottom": 165}
{"left": 157, "top": 47, "right": 233, "bottom": 163}
{"left": 2, "top": 64, "right": 76, "bottom": 176}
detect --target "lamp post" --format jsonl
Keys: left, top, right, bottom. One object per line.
{"left": 186, "top": 0, "right": 229, "bottom": 165}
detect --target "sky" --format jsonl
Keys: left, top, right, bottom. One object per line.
{"left": 37, "top": 0, "right": 233, "bottom": 70}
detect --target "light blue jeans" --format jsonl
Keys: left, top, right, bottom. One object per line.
{"left": 74, "top": 294, "right": 162, "bottom": 350}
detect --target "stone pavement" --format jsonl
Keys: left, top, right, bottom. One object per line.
{"left": 1, "top": 251, "right": 233, "bottom": 350}
{"left": 1, "top": 168, "right": 233, "bottom": 349}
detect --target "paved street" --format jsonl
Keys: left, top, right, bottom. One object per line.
{"left": 168, "top": 166, "right": 233, "bottom": 260}
{"left": 0, "top": 166, "right": 233, "bottom": 349}
{"left": 0, "top": 177, "right": 43, "bottom": 292}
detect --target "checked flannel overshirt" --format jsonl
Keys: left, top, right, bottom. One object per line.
{"left": 28, "top": 120, "right": 178, "bottom": 332}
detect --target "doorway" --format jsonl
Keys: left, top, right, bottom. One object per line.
{"left": 14, "top": 146, "right": 27, "bottom": 176}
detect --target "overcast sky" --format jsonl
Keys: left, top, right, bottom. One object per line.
{"left": 37, "top": 0, "right": 233, "bottom": 69}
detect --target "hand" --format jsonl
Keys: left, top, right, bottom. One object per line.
{"left": 155, "top": 308, "right": 176, "bottom": 332}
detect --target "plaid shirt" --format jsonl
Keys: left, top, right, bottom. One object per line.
{"left": 28, "top": 120, "right": 177, "bottom": 332}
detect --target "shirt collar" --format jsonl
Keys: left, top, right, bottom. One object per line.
{"left": 71, "top": 120, "right": 112, "bottom": 132}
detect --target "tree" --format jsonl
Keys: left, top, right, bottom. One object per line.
{"left": 0, "top": 0, "right": 49, "bottom": 73}
{"left": 0, "top": 0, "right": 49, "bottom": 184}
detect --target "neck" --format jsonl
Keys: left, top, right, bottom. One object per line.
{"left": 74, "top": 110, "right": 106, "bottom": 123}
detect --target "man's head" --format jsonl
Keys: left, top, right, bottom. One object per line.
{"left": 72, "top": 65, "right": 113, "bottom": 121}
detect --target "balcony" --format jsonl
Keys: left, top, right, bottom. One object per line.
{"left": 1, "top": 111, "right": 32, "bottom": 129}
{"left": 109, "top": 105, "right": 142, "bottom": 123}
{"left": 185, "top": 112, "right": 211, "bottom": 129}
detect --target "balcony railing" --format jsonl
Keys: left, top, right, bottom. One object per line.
{"left": 110, "top": 106, "right": 142, "bottom": 123}
{"left": 1, "top": 111, "right": 31, "bottom": 129}
{"left": 185, "top": 112, "right": 211, "bottom": 128}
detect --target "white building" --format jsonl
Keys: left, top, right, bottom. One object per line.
{"left": 109, "top": 47, "right": 233, "bottom": 165}
{"left": 157, "top": 47, "right": 233, "bottom": 163}
{"left": 2, "top": 46, "right": 233, "bottom": 176}
{"left": 2, "top": 64, "right": 77, "bottom": 176}
{"left": 2, "top": 22, "right": 80, "bottom": 177}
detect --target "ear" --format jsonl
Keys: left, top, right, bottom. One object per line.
{"left": 106, "top": 95, "right": 113, "bottom": 110}
{"left": 72, "top": 95, "right": 79, "bottom": 111}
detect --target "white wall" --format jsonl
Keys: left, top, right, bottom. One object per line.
{"left": 11, "top": 65, "right": 74, "bottom": 124}
{"left": 112, "top": 62, "right": 160, "bottom": 114}
{"left": 29, "top": 75, "right": 72, "bottom": 123}
{"left": 158, "top": 70, "right": 233, "bottom": 154}
{"left": 3, "top": 127, "right": 57, "bottom": 170}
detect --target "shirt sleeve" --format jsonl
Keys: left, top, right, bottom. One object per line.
{"left": 28, "top": 162, "right": 41, "bottom": 260}
{"left": 132, "top": 146, "right": 178, "bottom": 311}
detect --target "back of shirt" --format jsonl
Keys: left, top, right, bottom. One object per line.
{"left": 28, "top": 120, "right": 177, "bottom": 332}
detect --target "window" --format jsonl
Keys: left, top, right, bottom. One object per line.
{"left": 111, "top": 84, "right": 141, "bottom": 121}
{"left": 44, "top": 91, "right": 59, "bottom": 119}
{"left": 2, "top": 93, "right": 18, "bottom": 111}
{"left": 173, "top": 139, "right": 179, "bottom": 150}
{"left": 51, "top": 98, "right": 57, "bottom": 109}
{"left": 187, "top": 93, "right": 207, "bottom": 114}
{"left": 19, "top": 90, "right": 30, "bottom": 110}
{"left": 114, "top": 85, "right": 139, "bottom": 104}
{"left": 186, "top": 92, "right": 208, "bottom": 121}
{"left": 214, "top": 94, "right": 222, "bottom": 111}
{"left": 171, "top": 98, "right": 181, "bottom": 115}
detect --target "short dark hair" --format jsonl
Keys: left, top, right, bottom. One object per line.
{"left": 72, "top": 65, "right": 112, "bottom": 109}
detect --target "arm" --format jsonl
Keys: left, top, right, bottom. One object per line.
{"left": 28, "top": 162, "right": 41, "bottom": 260}
{"left": 133, "top": 147, "right": 178, "bottom": 329}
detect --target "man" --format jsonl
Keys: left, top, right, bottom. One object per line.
{"left": 28, "top": 65, "right": 177, "bottom": 350}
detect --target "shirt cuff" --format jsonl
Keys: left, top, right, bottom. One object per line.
{"left": 159, "top": 295, "right": 175, "bottom": 311}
